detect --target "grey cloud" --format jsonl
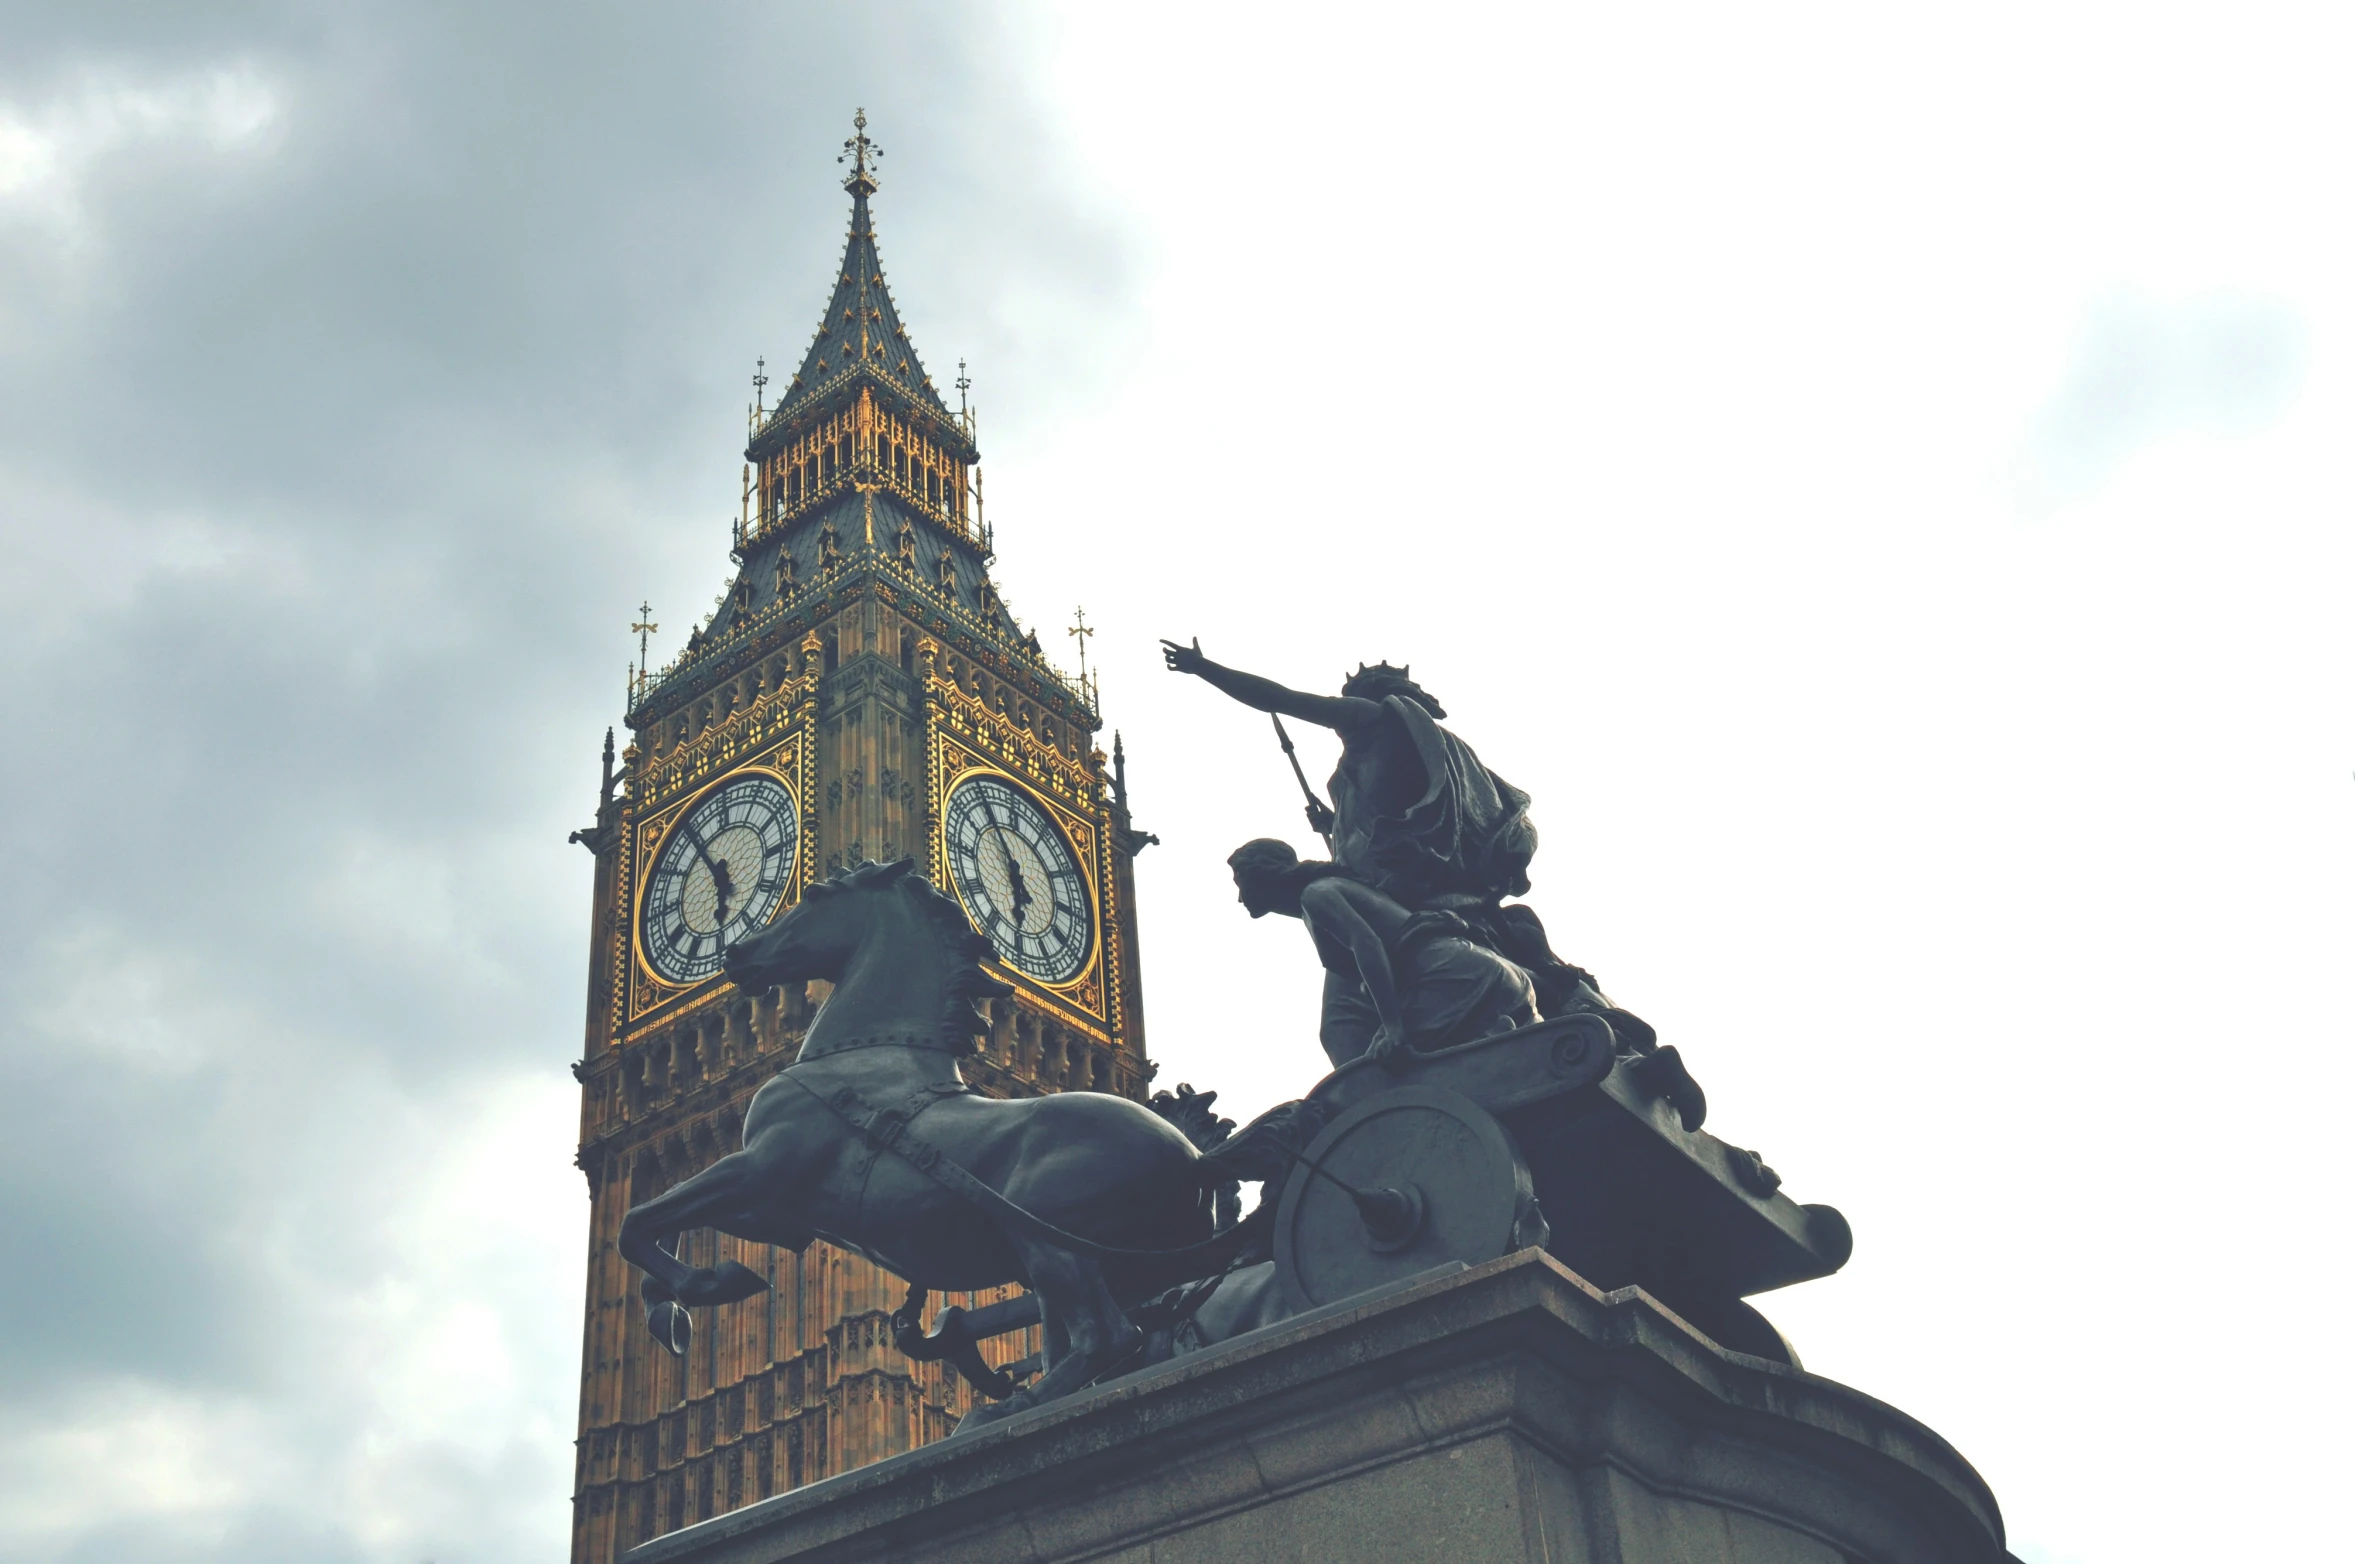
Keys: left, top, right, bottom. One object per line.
{"left": 0, "top": 4, "right": 1139, "bottom": 1559}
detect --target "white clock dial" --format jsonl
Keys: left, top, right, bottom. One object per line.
{"left": 641, "top": 772, "right": 801, "bottom": 985}
{"left": 943, "top": 774, "right": 1093, "bottom": 984}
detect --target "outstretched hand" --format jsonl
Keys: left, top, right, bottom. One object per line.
{"left": 1159, "top": 636, "right": 1207, "bottom": 676}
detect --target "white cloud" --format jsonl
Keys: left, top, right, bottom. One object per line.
{"left": 23, "top": 924, "right": 244, "bottom": 1077}
{"left": 0, "top": 62, "right": 281, "bottom": 231}
{"left": 2021, "top": 293, "right": 2308, "bottom": 503}
{"left": 0, "top": 1383, "right": 277, "bottom": 1544}
{"left": 0, "top": 1074, "right": 579, "bottom": 1563}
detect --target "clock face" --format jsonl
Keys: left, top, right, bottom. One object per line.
{"left": 641, "top": 772, "right": 801, "bottom": 985}
{"left": 943, "top": 774, "right": 1094, "bottom": 984}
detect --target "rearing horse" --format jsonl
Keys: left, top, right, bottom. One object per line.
{"left": 617, "top": 858, "right": 1221, "bottom": 1429}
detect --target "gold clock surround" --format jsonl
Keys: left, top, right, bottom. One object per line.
{"left": 935, "top": 765, "right": 1102, "bottom": 994}
{"left": 630, "top": 761, "right": 809, "bottom": 994}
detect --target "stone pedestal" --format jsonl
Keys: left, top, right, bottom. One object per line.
{"left": 629, "top": 1251, "right": 2011, "bottom": 1564}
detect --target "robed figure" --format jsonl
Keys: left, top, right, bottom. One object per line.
{"left": 1163, "top": 641, "right": 1650, "bottom": 1068}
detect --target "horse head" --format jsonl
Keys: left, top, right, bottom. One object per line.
{"left": 724, "top": 857, "right": 1013, "bottom": 1051}
{"left": 722, "top": 858, "right": 897, "bottom": 989}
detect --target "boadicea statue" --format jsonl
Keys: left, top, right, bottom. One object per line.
{"left": 1166, "top": 638, "right": 1690, "bottom": 1105}
{"left": 613, "top": 640, "right": 1852, "bottom": 1437}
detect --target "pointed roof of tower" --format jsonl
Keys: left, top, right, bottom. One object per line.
{"left": 772, "top": 111, "right": 952, "bottom": 425}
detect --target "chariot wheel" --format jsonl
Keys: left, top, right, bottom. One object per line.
{"left": 1273, "top": 1085, "right": 1541, "bottom": 1314}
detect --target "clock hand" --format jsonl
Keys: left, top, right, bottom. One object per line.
{"left": 710, "top": 857, "right": 737, "bottom": 930}
{"left": 976, "top": 791, "right": 1031, "bottom": 925}
{"left": 999, "top": 840, "right": 1033, "bottom": 926}
{"left": 682, "top": 818, "right": 734, "bottom": 934}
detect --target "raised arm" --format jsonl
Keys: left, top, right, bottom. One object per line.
{"left": 1160, "top": 638, "right": 1381, "bottom": 733}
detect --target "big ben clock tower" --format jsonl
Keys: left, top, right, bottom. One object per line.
{"left": 565, "top": 116, "right": 1155, "bottom": 1561}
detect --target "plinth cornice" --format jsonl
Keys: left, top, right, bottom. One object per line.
{"left": 628, "top": 1250, "right": 2008, "bottom": 1564}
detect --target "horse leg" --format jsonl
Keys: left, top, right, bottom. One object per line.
{"left": 957, "top": 1238, "right": 1138, "bottom": 1432}
{"left": 618, "top": 1150, "right": 776, "bottom": 1356}
{"left": 1023, "top": 1241, "right": 1141, "bottom": 1401}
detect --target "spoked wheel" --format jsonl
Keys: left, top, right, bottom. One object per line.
{"left": 1273, "top": 1085, "right": 1543, "bottom": 1313}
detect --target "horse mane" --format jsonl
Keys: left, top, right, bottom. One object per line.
{"left": 816, "top": 858, "right": 1013, "bottom": 1052}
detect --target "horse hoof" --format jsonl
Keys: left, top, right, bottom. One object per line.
{"left": 646, "top": 1300, "right": 692, "bottom": 1357}
{"left": 952, "top": 1388, "right": 1037, "bottom": 1435}
{"left": 679, "top": 1260, "right": 770, "bottom": 1306}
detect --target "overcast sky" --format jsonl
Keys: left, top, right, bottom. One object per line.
{"left": 2, "top": 4, "right": 2348, "bottom": 1561}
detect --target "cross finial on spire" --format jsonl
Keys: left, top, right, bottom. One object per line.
{"left": 839, "top": 108, "right": 881, "bottom": 195}
{"left": 1069, "top": 605, "right": 1096, "bottom": 700}
{"left": 956, "top": 358, "right": 971, "bottom": 417}
{"left": 631, "top": 601, "right": 659, "bottom": 698}
{"left": 752, "top": 356, "right": 768, "bottom": 416}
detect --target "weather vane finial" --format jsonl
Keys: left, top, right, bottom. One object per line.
{"left": 839, "top": 108, "right": 881, "bottom": 195}
{"left": 1069, "top": 605, "right": 1096, "bottom": 700}
{"left": 631, "top": 600, "right": 659, "bottom": 698}
{"left": 631, "top": 598, "right": 659, "bottom": 697}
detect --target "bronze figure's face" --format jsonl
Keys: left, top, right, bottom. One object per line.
{"left": 1227, "top": 838, "right": 1304, "bottom": 919}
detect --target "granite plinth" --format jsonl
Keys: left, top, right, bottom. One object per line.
{"left": 629, "top": 1251, "right": 2010, "bottom": 1564}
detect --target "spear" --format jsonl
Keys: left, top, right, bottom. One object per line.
{"left": 1272, "top": 713, "right": 1337, "bottom": 853}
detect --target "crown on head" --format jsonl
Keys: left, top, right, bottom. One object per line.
{"left": 1341, "top": 660, "right": 1444, "bottom": 717}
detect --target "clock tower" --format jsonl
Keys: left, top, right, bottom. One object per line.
{"left": 565, "top": 116, "right": 1155, "bottom": 1561}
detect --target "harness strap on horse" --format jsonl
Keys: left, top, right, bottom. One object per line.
{"left": 781, "top": 1073, "right": 1244, "bottom": 1264}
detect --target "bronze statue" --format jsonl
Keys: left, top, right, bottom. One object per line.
{"left": 1163, "top": 639, "right": 1645, "bottom": 1053}
{"left": 1161, "top": 640, "right": 1534, "bottom": 911}
{"left": 607, "top": 646, "right": 1850, "bottom": 1422}
{"left": 1227, "top": 838, "right": 1538, "bottom": 1069}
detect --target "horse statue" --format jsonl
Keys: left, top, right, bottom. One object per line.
{"left": 616, "top": 858, "right": 1238, "bottom": 1429}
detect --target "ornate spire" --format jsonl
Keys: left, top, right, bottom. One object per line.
{"left": 767, "top": 110, "right": 950, "bottom": 426}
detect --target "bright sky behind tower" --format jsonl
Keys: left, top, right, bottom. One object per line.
{"left": 1, "top": 4, "right": 2348, "bottom": 1561}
